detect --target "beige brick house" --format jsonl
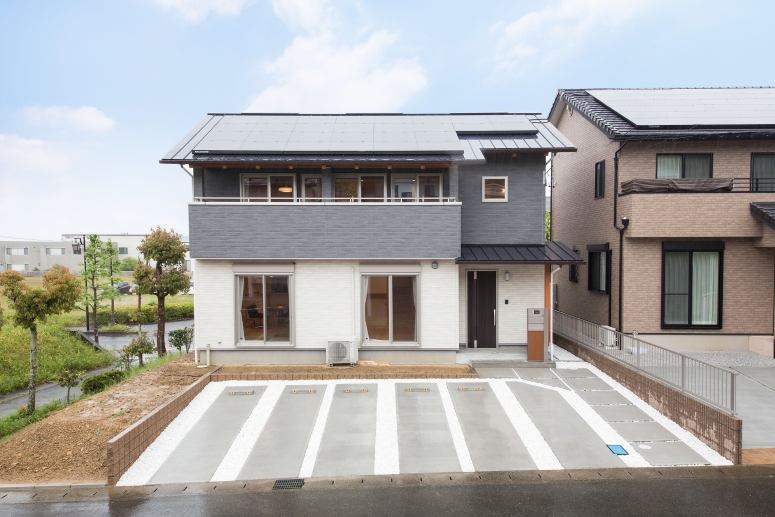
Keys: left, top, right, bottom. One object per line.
{"left": 548, "top": 88, "right": 775, "bottom": 355}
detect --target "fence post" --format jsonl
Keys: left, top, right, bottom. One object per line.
{"left": 680, "top": 355, "right": 685, "bottom": 391}
{"left": 730, "top": 372, "right": 737, "bottom": 415}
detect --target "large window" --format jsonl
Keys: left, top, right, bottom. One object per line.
{"left": 662, "top": 243, "right": 723, "bottom": 328}
{"left": 587, "top": 246, "right": 610, "bottom": 294}
{"left": 303, "top": 175, "right": 323, "bottom": 201}
{"left": 334, "top": 175, "right": 386, "bottom": 201}
{"left": 594, "top": 161, "right": 605, "bottom": 198}
{"left": 363, "top": 275, "right": 417, "bottom": 343}
{"left": 237, "top": 275, "right": 292, "bottom": 343}
{"left": 656, "top": 154, "right": 712, "bottom": 179}
{"left": 392, "top": 174, "right": 442, "bottom": 202}
{"left": 752, "top": 154, "right": 775, "bottom": 192}
{"left": 241, "top": 175, "right": 295, "bottom": 202}
{"left": 46, "top": 248, "right": 65, "bottom": 255}
{"left": 482, "top": 177, "right": 507, "bottom": 202}
{"left": 6, "top": 247, "right": 27, "bottom": 255}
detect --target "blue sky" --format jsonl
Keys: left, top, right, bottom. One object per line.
{"left": 1, "top": 0, "right": 773, "bottom": 240}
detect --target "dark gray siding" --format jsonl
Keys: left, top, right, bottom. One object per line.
{"left": 189, "top": 204, "right": 461, "bottom": 259}
{"left": 459, "top": 154, "right": 545, "bottom": 245}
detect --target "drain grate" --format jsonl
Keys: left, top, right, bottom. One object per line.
{"left": 272, "top": 478, "right": 305, "bottom": 490}
{"left": 229, "top": 390, "right": 253, "bottom": 395}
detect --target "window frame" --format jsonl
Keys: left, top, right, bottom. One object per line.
{"left": 301, "top": 174, "right": 323, "bottom": 201}
{"left": 45, "top": 247, "right": 66, "bottom": 256}
{"left": 332, "top": 173, "right": 388, "bottom": 202}
{"left": 235, "top": 273, "right": 295, "bottom": 346}
{"left": 6, "top": 247, "right": 28, "bottom": 256}
{"left": 655, "top": 153, "right": 714, "bottom": 179}
{"left": 751, "top": 153, "right": 775, "bottom": 192}
{"left": 240, "top": 173, "right": 297, "bottom": 202}
{"left": 661, "top": 242, "right": 724, "bottom": 330}
{"left": 587, "top": 249, "right": 610, "bottom": 294}
{"left": 569, "top": 264, "right": 579, "bottom": 283}
{"left": 391, "top": 173, "right": 443, "bottom": 202}
{"left": 482, "top": 176, "right": 508, "bottom": 203}
{"left": 361, "top": 273, "right": 420, "bottom": 346}
{"left": 594, "top": 161, "right": 605, "bottom": 199}
{"left": 118, "top": 247, "right": 129, "bottom": 255}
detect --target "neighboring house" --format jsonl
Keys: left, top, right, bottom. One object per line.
{"left": 1, "top": 234, "right": 193, "bottom": 274}
{"left": 161, "top": 113, "right": 582, "bottom": 364}
{"left": 549, "top": 87, "right": 775, "bottom": 355}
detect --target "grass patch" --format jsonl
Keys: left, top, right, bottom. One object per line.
{"left": 100, "top": 324, "right": 131, "bottom": 332}
{"left": 0, "top": 399, "right": 67, "bottom": 439}
{"left": 0, "top": 323, "right": 114, "bottom": 396}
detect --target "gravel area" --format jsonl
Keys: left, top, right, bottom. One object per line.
{"left": 684, "top": 351, "right": 775, "bottom": 369}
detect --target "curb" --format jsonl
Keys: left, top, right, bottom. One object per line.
{"left": 0, "top": 482, "right": 107, "bottom": 491}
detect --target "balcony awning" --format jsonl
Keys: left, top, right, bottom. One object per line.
{"left": 751, "top": 202, "right": 775, "bottom": 230}
{"left": 457, "top": 241, "right": 584, "bottom": 264}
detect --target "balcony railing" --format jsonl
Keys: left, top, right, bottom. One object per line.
{"left": 620, "top": 177, "right": 775, "bottom": 195}
{"left": 192, "top": 197, "right": 459, "bottom": 204}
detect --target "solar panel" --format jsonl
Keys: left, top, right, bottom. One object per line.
{"left": 450, "top": 114, "right": 536, "bottom": 134}
{"left": 588, "top": 88, "right": 775, "bottom": 127}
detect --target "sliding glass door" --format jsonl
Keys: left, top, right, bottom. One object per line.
{"left": 238, "top": 275, "right": 292, "bottom": 343}
{"left": 363, "top": 275, "right": 417, "bottom": 343}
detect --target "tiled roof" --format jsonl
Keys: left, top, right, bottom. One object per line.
{"left": 457, "top": 242, "right": 583, "bottom": 263}
{"left": 751, "top": 202, "right": 775, "bottom": 230}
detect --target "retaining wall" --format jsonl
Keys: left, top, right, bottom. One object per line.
{"left": 554, "top": 334, "right": 743, "bottom": 464}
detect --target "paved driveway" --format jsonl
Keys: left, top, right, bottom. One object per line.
{"left": 118, "top": 363, "right": 727, "bottom": 486}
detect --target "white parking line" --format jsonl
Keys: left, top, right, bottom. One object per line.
{"left": 437, "top": 381, "right": 475, "bottom": 472}
{"left": 210, "top": 383, "right": 284, "bottom": 482}
{"left": 374, "top": 380, "right": 400, "bottom": 475}
{"left": 298, "top": 383, "right": 336, "bottom": 478}
{"left": 488, "top": 380, "right": 563, "bottom": 470}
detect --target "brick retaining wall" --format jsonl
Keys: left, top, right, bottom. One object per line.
{"left": 106, "top": 367, "right": 220, "bottom": 485}
{"left": 554, "top": 334, "right": 742, "bottom": 464}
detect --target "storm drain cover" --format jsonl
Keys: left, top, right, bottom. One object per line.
{"left": 607, "top": 445, "right": 628, "bottom": 456}
{"left": 272, "top": 478, "right": 305, "bottom": 490}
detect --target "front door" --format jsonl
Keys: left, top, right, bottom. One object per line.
{"left": 467, "top": 271, "right": 496, "bottom": 348}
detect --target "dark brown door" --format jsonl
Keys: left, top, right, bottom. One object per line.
{"left": 467, "top": 271, "right": 496, "bottom": 348}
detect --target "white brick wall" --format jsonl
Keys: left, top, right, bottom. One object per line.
{"left": 458, "top": 264, "right": 545, "bottom": 345}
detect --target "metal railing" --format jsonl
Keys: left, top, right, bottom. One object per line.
{"left": 553, "top": 311, "right": 737, "bottom": 415}
{"left": 192, "top": 196, "right": 459, "bottom": 204}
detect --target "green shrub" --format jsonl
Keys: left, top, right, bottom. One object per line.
{"left": 0, "top": 399, "right": 66, "bottom": 439}
{"left": 118, "top": 257, "right": 139, "bottom": 272}
{"left": 81, "top": 370, "right": 125, "bottom": 395}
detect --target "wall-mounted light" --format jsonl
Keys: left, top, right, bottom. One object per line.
{"left": 505, "top": 272, "right": 510, "bottom": 281}
{"left": 431, "top": 262, "right": 438, "bottom": 269}
{"left": 288, "top": 165, "right": 294, "bottom": 170}
{"left": 355, "top": 165, "right": 360, "bottom": 170}
{"left": 321, "top": 165, "right": 327, "bottom": 170}
{"left": 255, "top": 165, "right": 261, "bottom": 170}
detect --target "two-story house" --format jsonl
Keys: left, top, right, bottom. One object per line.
{"left": 549, "top": 88, "right": 775, "bottom": 356}
{"left": 161, "top": 113, "right": 581, "bottom": 364}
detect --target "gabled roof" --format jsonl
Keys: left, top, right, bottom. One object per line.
{"left": 548, "top": 88, "right": 775, "bottom": 141}
{"left": 161, "top": 113, "right": 575, "bottom": 166}
{"left": 457, "top": 242, "right": 583, "bottom": 264}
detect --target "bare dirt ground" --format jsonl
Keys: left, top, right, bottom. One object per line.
{"left": 218, "top": 364, "right": 474, "bottom": 376}
{"left": 0, "top": 354, "right": 208, "bottom": 485}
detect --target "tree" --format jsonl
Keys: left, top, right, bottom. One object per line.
{"left": 104, "top": 239, "right": 122, "bottom": 326}
{"left": 56, "top": 363, "right": 85, "bottom": 404}
{"left": 135, "top": 227, "right": 189, "bottom": 356}
{"left": 169, "top": 326, "right": 194, "bottom": 355}
{"left": 119, "top": 257, "right": 140, "bottom": 272}
{"left": 79, "top": 235, "right": 119, "bottom": 346}
{"left": 126, "top": 330, "right": 155, "bottom": 367}
{"left": 0, "top": 267, "right": 81, "bottom": 413}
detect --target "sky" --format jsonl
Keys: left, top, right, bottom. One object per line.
{"left": 1, "top": 0, "right": 774, "bottom": 240}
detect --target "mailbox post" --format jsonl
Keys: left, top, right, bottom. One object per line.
{"left": 527, "top": 308, "right": 548, "bottom": 362}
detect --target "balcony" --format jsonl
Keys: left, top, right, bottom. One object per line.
{"left": 619, "top": 178, "right": 775, "bottom": 239}
{"left": 188, "top": 197, "right": 462, "bottom": 259}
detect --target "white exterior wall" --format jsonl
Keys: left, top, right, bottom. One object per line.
{"left": 194, "top": 259, "right": 459, "bottom": 355}
{"left": 458, "top": 264, "right": 545, "bottom": 346}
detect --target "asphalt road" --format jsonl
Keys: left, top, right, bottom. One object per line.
{"left": 3, "top": 468, "right": 775, "bottom": 517}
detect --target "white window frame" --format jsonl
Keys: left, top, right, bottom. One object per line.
{"left": 118, "top": 247, "right": 129, "bottom": 255}
{"left": 240, "top": 174, "right": 297, "bottom": 202}
{"left": 235, "top": 272, "right": 295, "bottom": 347}
{"left": 391, "top": 173, "right": 443, "bottom": 202}
{"left": 361, "top": 272, "right": 420, "bottom": 346}
{"left": 8, "top": 264, "right": 28, "bottom": 271}
{"left": 45, "top": 248, "right": 66, "bottom": 255}
{"left": 333, "top": 173, "right": 388, "bottom": 202}
{"left": 7, "top": 247, "right": 28, "bottom": 255}
{"left": 482, "top": 176, "right": 508, "bottom": 202}
{"left": 301, "top": 174, "right": 323, "bottom": 201}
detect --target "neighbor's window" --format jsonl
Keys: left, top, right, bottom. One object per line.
{"left": 594, "top": 161, "right": 605, "bottom": 198}
{"left": 303, "top": 176, "right": 323, "bottom": 201}
{"left": 241, "top": 175, "right": 295, "bottom": 202}
{"left": 6, "top": 247, "right": 28, "bottom": 255}
{"left": 751, "top": 154, "right": 775, "bottom": 192}
{"left": 663, "top": 243, "right": 723, "bottom": 328}
{"left": 7, "top": 264, "right": 27, "bottom": 271}
{"left": 118, "top": 247, "right": 129, "bottom": 255}
{"left": 588, "top": 251, "right": 609, "bottom": 293}
{"left": 237, "top": 275, "right": 292, "bottom": 343}
{"left": 46, "top": 248, "right": 66, "bottom": 255}
{"left": 656, "top": 154, "right": 712, "bottom": 179}
{"left": 482, "top": 177, "right": 507, "bottom": 202}
{"left": 363, "top": 275, "right": 417, "bottom": 343}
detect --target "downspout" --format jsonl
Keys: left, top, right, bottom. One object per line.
{"left": 613, "top": 142, "right": 628, "bottom": 332}
{"left": 549, "top": 265, "right": 562, "bottom": 361}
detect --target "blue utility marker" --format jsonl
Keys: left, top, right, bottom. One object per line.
{"left": 607, "top": 444, "right": 629, "bottom": 456}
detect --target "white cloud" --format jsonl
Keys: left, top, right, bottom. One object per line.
{"left": 149, "top": 0, "right": 251, "bottom": 22}
{"left": 21, "top": 106, "right": 115, "bottom": 132}
{"left": 0, "top": 134, "right": 79, "bottom": 175}
{"left": 494, "top": 0, "right": 660, "bottom": 69}
{"left": 247, "top": 0, "right": 427, "bottom": 112}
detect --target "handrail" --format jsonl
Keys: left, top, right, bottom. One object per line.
{"left": 191, "top": 196, "right": 459, "bottom": 204}
{"left": 619, "top": 177, "right": 775, "bottom": 194}
{"left": 553, "top": 310, "right": 737, "bottom": 415}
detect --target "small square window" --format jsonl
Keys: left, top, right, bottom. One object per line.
{"left": 569, "top": 264, "right": 579, "bottom": 283}
{"left": 118, "top": 247, "right": 129, "bottom": 255}
{"left": 594, "top": 161, "right": 605, "bottom": 199}
{"left": 482, "top": 177, "right": 507, "bottom": 202}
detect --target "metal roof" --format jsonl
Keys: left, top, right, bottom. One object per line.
{"left": 457, "top": 242, "right": 583, "bottom": 264}
{"left": 548, "top": 89, "right": 775, "bottom": 142}
{"left": 161, "top": 113, "right": 575, "bottom": 165}
{"left": 751, "top": 202, "right": 775, "bottom": 231}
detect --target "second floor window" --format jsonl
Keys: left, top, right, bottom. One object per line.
{"left": 46, "top": 248, "right": 65, "bottom": 255}
{"left": 393, "top": 174, "right": 442, "bottom": 202}
{"left": 656, "top": 154, "right": 712, "bottom": 179}
{"left": 118, "top": 247, "right": 129, "bottom": 255}
{"left": 241, "top": 175, "right": 295, "bottom": 202}
{"left": 594, "top": 161, "right": 605, "bottom": 198}
{"left": 6, "top": 247, "right": 28, "bottom": 255}
{"left": 334, "top": 175, "right": 386, "bottom": 201}
{"left": 752, "top": 154, "right": 775, "bottom": 192}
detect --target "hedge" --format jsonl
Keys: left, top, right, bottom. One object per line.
{"left": 81, "top": 370, "right": 126, "bottom": 395}
{"left": 87, "top": 302, "right": 194, "bottom": 326}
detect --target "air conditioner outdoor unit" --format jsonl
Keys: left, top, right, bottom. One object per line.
{"left": 327, "top": 338, "right": 358, "bottom": 367}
